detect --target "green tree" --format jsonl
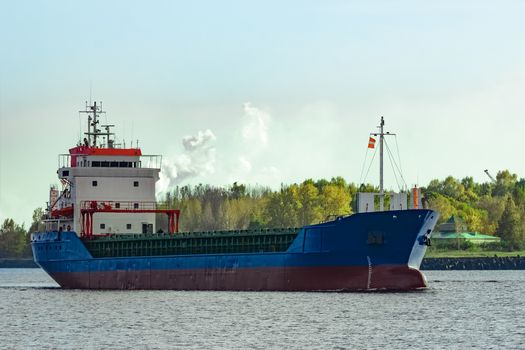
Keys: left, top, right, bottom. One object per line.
{"left": 320, "top": 184, "right": 351, "bottom": 219}
{"left": 455, "top": 202, "right": 488, "bottom": 234}
{"left": 493, "top": 170, "right": 517, "bottom": 197}
{"left": 297, "top": 181, "right": 322, "bottom": 226}
{"left": 442, "top": 176, "right": 466, "bottom": 201}
{"left": 267, "top": 184, "right": 301, "bottom": 227}
{"left": 28, "top": 208, "right": 45, "bottom": 233}
{"left": 477, "top": 195, "right": 506, "bottom": 233}
{"left": 460, "top": 176, "right": 479, "bottom": 203}
{"left": 496, "top": 196, "right": 522, "bottom": 249}
{"left": 247, "top": 196, "right": 269, "bottom": 229}
{"left": 0, "top": 219, "right": 28, "bottom": 258}
{"left": 180, "top": 198, "right": 202, "bottom": 232}
{"left": 427, "top": 194, "right": 457, "bottom": 225}
{"left": 512, "top": 178, "right": 525, "bottom": 207}
{"left": 229, "top": 182, "right": 246, "bottom": 200}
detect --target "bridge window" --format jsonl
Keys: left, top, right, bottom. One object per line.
{"left": 115, "top": 203, "right": 120, "bottom": 208}
{"left": 127, "top": 224, "right": 132, "bottom": 230}
{"left": 92, "top": 161, "right": 100, "bottom": 167}
{"left": 100, "top": 223, "right": 105, "bottom": 229}
{"left": 101, "top": 161, "right": 109, "bottom": 167}
{"left": 134, "top": 181, "right": 139, "bottom": 187}
{"left": 110, "top": 161, "right": 118, "bottom": 167}
{"left": 62, "top": 170, "right": 69, "bottom": 176}
{"left": 92, "top": 181, "right": 98, "bottom": 187}
{"left": 134, "top": 203, "right": 139, "bottom": 209}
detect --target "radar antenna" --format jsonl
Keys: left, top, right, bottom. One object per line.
{"left": 79, "top": 101, "right": 115, "bottom": 147}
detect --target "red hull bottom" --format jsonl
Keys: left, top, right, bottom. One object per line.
{"left": 49, "top": 265, "right": 427, "bottom": 291}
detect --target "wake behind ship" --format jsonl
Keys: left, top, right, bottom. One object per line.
{"left": 31, "top": 103, "right": 439, "bottom": 291}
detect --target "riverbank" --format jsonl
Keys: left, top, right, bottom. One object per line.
{"left": 421, "top": 256, "right": 525, "bottom": 270}
{"left": 0, "top": 259, "right": 37, "bottom": 268}
{"left": 425, "top": 250, "right": 525, "bottom": 258}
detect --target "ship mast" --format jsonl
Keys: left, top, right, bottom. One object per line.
{"left": 379, "top": 117, "right": 385, "bottom": 211}
{"left": 371, "top": 116, "right": 394, "bottom": 211}
{"left": 79, "top": 101, "right": 113, "bottom": 147}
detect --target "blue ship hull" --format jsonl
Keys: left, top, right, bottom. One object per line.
{"left": 32, "top": 209, "right": 438, "bottom": 291}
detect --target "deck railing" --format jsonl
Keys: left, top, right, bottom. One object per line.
{"left": 80, "top": 201, "right": 160, "bottom": 211}
{"left": 57, "top": 154, "right": 162, "bottom": 169}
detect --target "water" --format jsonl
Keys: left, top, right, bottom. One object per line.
{"left": 0, "top": 269, "right": 523, "bottom": 350}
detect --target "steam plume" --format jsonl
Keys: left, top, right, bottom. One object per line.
{"left": 157, "top": 129, "right": 216, "bottom": 196}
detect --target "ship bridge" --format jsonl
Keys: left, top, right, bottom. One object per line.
{"left": 46, "top": 101, "right": 165, "bottom": 236}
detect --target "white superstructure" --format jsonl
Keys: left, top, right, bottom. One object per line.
{"left": 46, "top": 102, "right": 162, "bottom": 236}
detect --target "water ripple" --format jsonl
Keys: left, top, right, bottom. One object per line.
{"left": 0, "top": 269, "right": 523, "bottom": 349}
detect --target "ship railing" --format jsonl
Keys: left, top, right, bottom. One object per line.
{"left": 355, "top": 189, "right": 424, "bottom": 213}
{"left": 57, "top": 154, "right": 161, "bottom": 169}
{"left": 58, "top": 154, "right": 71, "bottom": 168}
{"left": 321, "top": 213, "right": 351, "bottom": 223}
{"left": 140, "top": 155, "right": 162, "bottom": 169}
{"left": 80, "top": 200, "right": 162, "bottom": 211}
{"left": 42, "top": 218, "right": 73, "bottom": 232}
{"left": 79, "top": 200, "right": 180, "bottom": 237}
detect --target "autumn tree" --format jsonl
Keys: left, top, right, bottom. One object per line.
{"left": 297, "top": 180, "right": 322, "bottom": 226}
{"left": 320, "top": 184, "right": 351, "bottom": 220}
{"left": 157, "top": 171, "right": 523, "bottom": 243}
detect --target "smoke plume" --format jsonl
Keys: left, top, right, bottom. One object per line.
{"left": 241, "top": 102, "right": 270, "bottom": 146}
{"left": 157, "top": 129, "right": 216, "bottom": 196}
{"left": 233, "top": 103, "right": 280, "bottom": 184}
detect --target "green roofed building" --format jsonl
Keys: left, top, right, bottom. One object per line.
{"left": 432, "top": 216, "right": 501, "bottom": 244}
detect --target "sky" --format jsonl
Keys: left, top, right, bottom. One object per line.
{"left": 1, "top": 0, "right": 525, "bottom": 226}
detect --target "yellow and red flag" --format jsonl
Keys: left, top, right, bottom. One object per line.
{"left": 368, "top": 137, "right": 376, "bottom": 149}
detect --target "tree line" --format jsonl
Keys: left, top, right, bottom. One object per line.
{"left": 1, "top": 170, "right": 524, "bottom": 258}
{"left": 160, "top": 177, "right": 356, "bottom": 232}
{"left": 0, "top": 208, "right": 45, "bottom": 258}
{"left": 161, "top": 171, "right": 525, "bottom": 250}
{"left": 424, "top": 170, "right": 525, "bottom": 249}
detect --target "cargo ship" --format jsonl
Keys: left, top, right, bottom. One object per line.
{"left": 31, "top": 103, "right": 438, "bottom": 291}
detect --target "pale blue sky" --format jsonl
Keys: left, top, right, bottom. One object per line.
{"left": 1, "top": 1, "right": 525, "bottom": 226}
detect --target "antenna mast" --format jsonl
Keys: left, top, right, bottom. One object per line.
{"left": 371, "top": 116, "right": 395, "bottom": 211}
{"left": 79, "top": 101, "right": 110, "bottom": 147}
{"left": 379, "top": 117, "right": 385, "bottom": 211}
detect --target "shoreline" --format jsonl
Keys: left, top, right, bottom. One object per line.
{"left": 2, "top": 257, "right": 525, "bottom": 270}
{"left": 0, "top": 259, "right": 39, "bottom": 268}
{"left": 421, "top": 256, "right": 525, "bottom": 270}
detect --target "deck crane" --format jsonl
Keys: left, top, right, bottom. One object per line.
{"left": 484, "top": 169, "right": 497, "bottom": 183}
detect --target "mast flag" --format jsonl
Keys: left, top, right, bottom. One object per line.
{"left": 368, "top": 137, "right": 376, "bottom": 149}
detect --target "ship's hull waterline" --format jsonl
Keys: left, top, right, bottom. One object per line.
{"left": 48, "top": 265, "right": 427, "bottom": 291}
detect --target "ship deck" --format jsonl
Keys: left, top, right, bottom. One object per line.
{"left": 83, "top": 228, "right": 300, "bottom": 258}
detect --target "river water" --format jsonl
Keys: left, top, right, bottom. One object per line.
{"left": 0, "top": 269, "right": 523, "bottom": 350}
